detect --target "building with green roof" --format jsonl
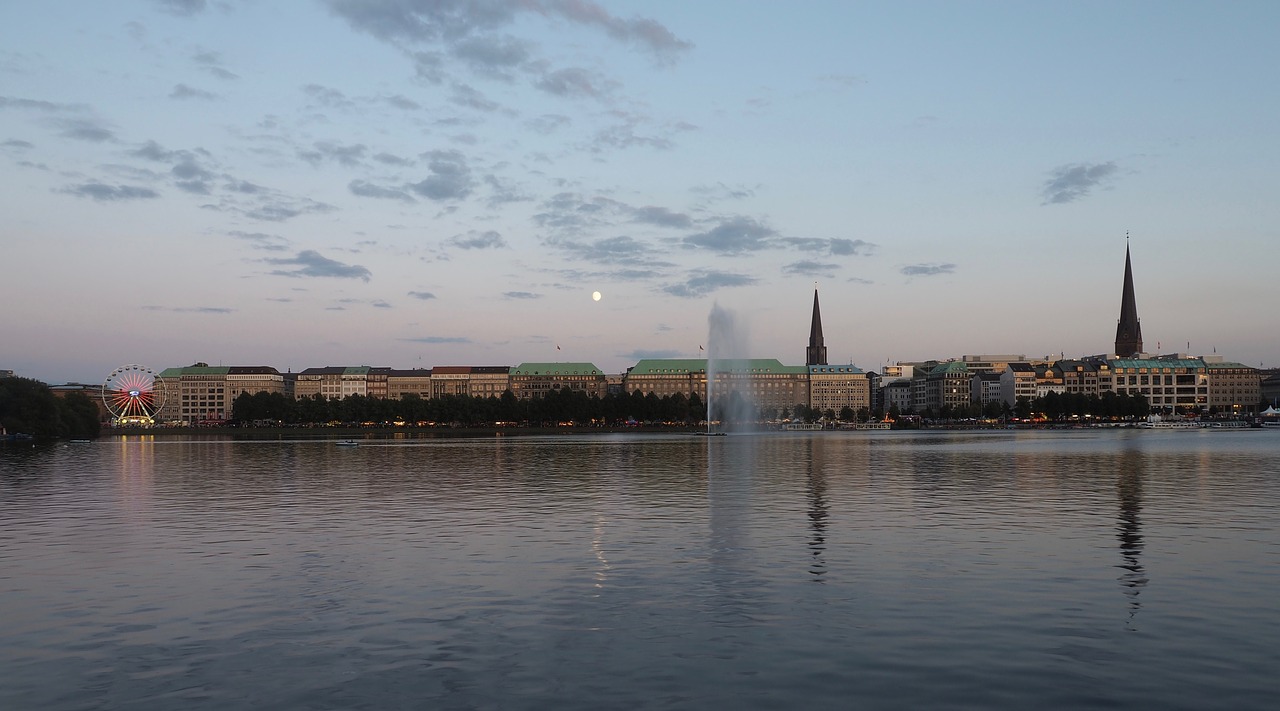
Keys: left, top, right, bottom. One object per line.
{"left": 510, "top": 362, "right": 606, "bottom": 399}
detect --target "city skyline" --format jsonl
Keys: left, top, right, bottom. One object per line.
{"left": 3, "top": 1, "right": 1278, "bottom": 385}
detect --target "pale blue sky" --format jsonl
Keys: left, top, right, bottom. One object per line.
{"left": 3, "top": 0, "right": 1277, "bottom": 384}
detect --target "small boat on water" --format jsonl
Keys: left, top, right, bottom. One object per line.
{"left": 1137, "top": 415, "right": 1199, "bottom": 430}
{"left": 335, "top": 440, "right": 360, "bottom": 447}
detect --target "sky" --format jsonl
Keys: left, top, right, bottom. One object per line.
{"left": 3, "top": 0, "right": 1278, "bottom": 384}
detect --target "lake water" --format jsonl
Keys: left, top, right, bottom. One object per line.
{"left": 2, "top": 429, "right": 1278, "bottom": 710}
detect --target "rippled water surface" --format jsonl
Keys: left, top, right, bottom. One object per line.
{"left": 3, "top": 430, "right": 1278, "bottom": 709}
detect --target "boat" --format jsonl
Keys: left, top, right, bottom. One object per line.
{"left": 781, "top": 422, "right": 824, "bottom": 431}
{"left": 1136, "top": 415, "right": 1199, "bottom": 430}
{"left": 335, "top": 440, "right": 360, "bottom": 447}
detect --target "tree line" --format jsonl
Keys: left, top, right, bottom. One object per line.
{"left": 0, "top": 377, "right": 101, "bottom": 440}
{"left": 231, "top": 388, "right": 715, "bottom": 427}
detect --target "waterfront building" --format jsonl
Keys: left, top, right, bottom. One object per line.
{"left": 1203, "top": 359, "right": 1261, "bottom": 415}
{"left": 1261, "top": 369, "right": 1280, "bottom": 409}
{"left": 881, "top": 379, "right": 912, "bottom": 413}
{"left": 430, "top": 366, "right": 471, "bottom": 397}
{"left": 970, "top": 371, "right": 1003, "bottom": 407}
{"left": 1055, "top": 360, "right": 1101, "bottom": 396}
{"left": 1035, "top": 366, "right": 1066, "bottom": 399}
{"left": 959, "top": 354, "right": 1034, "bottom": 375}
{"left": 384, "top": 369, "right": 433, "bottom": 399}
{"left": 468, "top": 366, "right": 512, "bottom": 399}
{"left": 808, "top": 364, "right": 869, "bottom": 416}
{"left": 510, "top": 362, "right": 607, "bottom": 399}
{"left": 624, "top": 358, "right": 810, "bottom": 417}
{"left": 806, "top": 289, "right": 827, "bottom": 366}
{"left": 294, "top": 366, "right": 374, "bottom": 400}
{"left": 1103, "top": 357, "right": 1208, "bottom": 414}
{"left": 1000, "top": 362, "right": 1038, "bottom": 407}
{"left": 920, "top": 361, "right": 971, "bottom": 413}
{"left": 157, "top": 365, "right": 284, "bottom": 424}
{"left": 1114, "top": 242, "right": 1145, "bottom": 358}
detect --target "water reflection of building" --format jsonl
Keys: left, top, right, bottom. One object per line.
{"left": 1116, "top": 449, "right": 1147, "bottom": 627}
{"left": 802, "top": 437, "right": 829, "bottom": 581}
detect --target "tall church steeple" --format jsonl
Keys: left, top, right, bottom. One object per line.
{"left": 1114, "top": 239, "right": 1143, "bottom": 357}
{"left": 806, "top": 288, "right": 828, "bottom": 366}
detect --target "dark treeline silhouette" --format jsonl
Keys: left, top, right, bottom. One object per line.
{"left": 0, "top": 377, "right": 101, "bottom": 440}
{"left": 231, "top": 388, "right": 709, "bottom": 427}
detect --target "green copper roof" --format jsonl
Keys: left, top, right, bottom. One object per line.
{"left": 629, "top": 358, "right": 806, "bottom": 375}
{"left": 1109, "top": 358, "right": 1205, "bottom": 369}
{"left": 511, "top": 362, "right": 603, "bottom": 376}
{"left": 159, "top": 366, "right": 230, "bottom": 377}
{"left": 1204, "top": 361, "right": 1254, "bottom": 370}
{"left": 929, "top": 361, "right": 970, "bottom": 376}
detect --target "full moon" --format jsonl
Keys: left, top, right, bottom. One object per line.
{"left": 592, "top": 291, "right": 602, "bottom": 301}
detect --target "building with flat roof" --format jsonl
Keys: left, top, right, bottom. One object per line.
{"left": 808, "top": 364, "right": 869, "bottom": 415}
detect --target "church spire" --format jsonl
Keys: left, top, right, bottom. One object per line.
{"left": 806, "top": 288, "right": 828, "bottom": 366}
{"left": 1114, "top": 238, "right": 1143, "bottom": 357}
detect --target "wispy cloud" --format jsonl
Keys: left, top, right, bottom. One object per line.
{"left": 782, "top": 260, "right": 839, "bottom": 277}
{"left": 349, "top": 180, "right": 414, "bottom": 202}
{"left": 504, "top": 291, "right": 541, "bottom": 300}
{"left": 266, "top": 250, "right": 371, "bottom": 282}
{"left": 170, "top": 83, "right": 217, "bottom": 100}
{"left": 682, "top": 217, "right": 776, "bottom": 255}
{"left": 1042, "top": 161, "right": 1118, "bottom": 204}
{"left": 407, "top": 291, "right": 437, "bottom": 300}
{"left": 450, "top": 230, "right": 506, "bottom": 249}
{"left": 60, "top": 182, "right": 159, "bottom": 201}
{"left": 142, "top": 305, "right": 232, "bottom": 313}
{"left": 229, "top": 230, "right": 290, "bottom": 252}
{"left": 663, "top": 270, "right": 757, "bottom": 298}
{"left": 401, "top": 336, "right": 471, "bottom": 344}
{"left": 901, "top": 263, "right": 956, "bottom": 277}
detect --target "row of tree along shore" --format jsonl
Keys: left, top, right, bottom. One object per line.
{"left": 0, "top": 377, "right": 101, "bottom": 440}
{"left": 3, "top": 376, "right": 1172, "bottom": 442}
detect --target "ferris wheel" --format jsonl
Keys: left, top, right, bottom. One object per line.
{"left": 102, "top": 364, "right": 167, "bottom": 424}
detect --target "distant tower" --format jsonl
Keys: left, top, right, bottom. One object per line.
{"left": 1114, "top": 240, "right": 1144, "bottom": 357}
{"left": 806, "top": 288, "right": 828, "bottom": 366}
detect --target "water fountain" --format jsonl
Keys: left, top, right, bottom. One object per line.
{"left": 705, "top": 302, "right": 753, "bottom": 434}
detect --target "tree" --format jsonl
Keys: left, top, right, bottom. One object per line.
{"left": 839, "top": 405, "right": 855, "bottom": 422}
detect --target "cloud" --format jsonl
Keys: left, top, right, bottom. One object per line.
{"left": 781, "top": 236, "right": 875, "bottom": 256}
{"left": 155, "top": 0, "right": 206, "bottom": 15}
{"left": 2, "top": 139, "right": 33, "bottom": 149}
{"left": 383, "top": 94, "right": 420, "bottom": 110}
{"left": 632, "top": 205, "right": 692, "bottom": 228}
{"left": 300, "top": 140, "right": 367, "bottom": 166}
{"left": 526, "top": 114, "right": 571, "bottom": 134}
{"left": 682, "top": 217, "right": 776, "bottom": 254}
{"left": 1042, "top": 161, "right": 1118, "bottom": 204}
{"left": 901, "top": 263, "right": 956, "bottom": 277}
{"left": 535, "top": 67, "right": 616, "bottom": 98}
{"left": 324, "top": 0, "right": 691, "bottom": 64}
{"left": 266, "top": 250, "right": 371, "bottom": 281}
{"left": 504, "top": 291, "right": 541, "bottom": 299}
{"left": 242, "top": 197, "right": 336, "bottom": 222}
{"left": 373, "top": 151, "right": 414, "bottom": 166}
{"left": 450, "top": 230, "right": 506, "bottom": 249}
{"left": 453, "top": 34, "right": 530, "bottom": 77}
{"left": 663, "top": 270, "right": 757, "bottom": 298}
{"left": 0, "top": 96, "right": 82, "bottom": 112}
{"left": 229, "top": 230, "right": 290, "bottom": 252}
{"left": 782, "top": 260, "right": 839, "bottom": 277}
{"left": 372, "top": 300, "right": 392, "bottom": 309}
{"left": 349, "top": 179, "right": 414, "bottom": 202}
{"left": 53, "top": 118, "right": 115, "bottom": 142}
{"left": 193, "top": 51, "right": 238, "bottom": 80}
{"left": 450, "top": 83, "right": 501, "bottom": 112}
{"left": 170, "top": 83, "right": 217, "bottom": 100}
{"left": 407, "top": 291, "right": 437, "bottom": 300}
{"left": 401, "top": 336, "right": 471, "bottom": 344}
{"left": 410, "top": 150, "right": 473, "bottom": 200}
{"left": 142, "top": 305, "right": 232, "bottom": 313}
{"left": 302, "top": 83, "right": 355, "bottom": 109}
{"left": 60, "top": 182, "right": 160, "bottom": 201}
